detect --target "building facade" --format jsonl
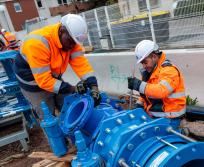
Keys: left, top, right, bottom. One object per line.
{"left": 0, "top": 0, "right": 93, "bottom": 32}
{"left": 118, "top": 0, "right": 177, "bottom": 18}
{"left": 0, "top": 0, "right": 39, "bottom": 32}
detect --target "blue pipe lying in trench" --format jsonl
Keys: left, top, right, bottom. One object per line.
{"left": 40, "top": 93, "right": 204, "bottom": 167}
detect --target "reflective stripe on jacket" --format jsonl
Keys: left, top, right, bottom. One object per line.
{"left": 16, "top": 23, "right": 94, "bottom": 93}
{"left": 138, "top": 53, "right": 186, "bottom": 118}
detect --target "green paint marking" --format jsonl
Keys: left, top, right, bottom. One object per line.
{"left": 109, "top": 65, "right": 128, "bottom": 83}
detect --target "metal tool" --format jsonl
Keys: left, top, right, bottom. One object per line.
{"left": 129, "top": 67, "right": 135, "bottom": 109}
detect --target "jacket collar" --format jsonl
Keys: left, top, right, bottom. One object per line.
{"left": 52, "top": 23, "right": 62, "bottom": 49}
{"left": 157, "top": 52, "right": 166, "bottom": 67}
{"left": 150, "top": 52, "right": 166, "bottom": 79}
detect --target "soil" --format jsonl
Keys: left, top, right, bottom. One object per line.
{"left": 0, "top": 127, "right": 51, "bottom": 167}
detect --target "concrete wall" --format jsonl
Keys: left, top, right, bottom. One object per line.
{"left": 15, "top": 29, "right": 27, "bottom": 40}
{"left": 62, "top": 49, "right": 204, "bottom": 106}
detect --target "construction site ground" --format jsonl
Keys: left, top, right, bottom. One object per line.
{"left": 0, "top": 127, "right": 51, "bottom": 167}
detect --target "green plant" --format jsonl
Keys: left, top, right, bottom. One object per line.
{"left": 186, "top": 95, "right": 199, "bottom": 106}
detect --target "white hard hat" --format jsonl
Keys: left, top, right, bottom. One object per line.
{"left": 60, "top": 14, "right": 88, "bottom": 44}
{"left": 135, "top": 40, "right": 159, "bottom": 64}
{"left": 1, "top": 29, "right": 6, "bottom": 33}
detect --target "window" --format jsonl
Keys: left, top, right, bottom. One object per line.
{"left": 138, "top": 0, "right": 147, "bottom": 11}
{"left": 138, "top": 0, "right": 159, "bottom": 11}
{"left": 13, "top": 2, "right": 22, "bottom": 12}
{"left": 36, "top": 0, "right": 43, "bottom": 8}
{"left": 58, "top": 0, "right": 62, "bottom": 5}
{"left": 58, "top": 0, "right": 68, "bottom": 5}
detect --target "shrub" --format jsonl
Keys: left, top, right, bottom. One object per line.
{"left": 186, "top": 94, "right": 199, "bottom": 106}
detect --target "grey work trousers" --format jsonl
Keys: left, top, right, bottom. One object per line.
{"left": 21, "top": 88, "right": 70, "bottom": 120}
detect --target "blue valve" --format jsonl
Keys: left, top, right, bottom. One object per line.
{"left": 40, "top": 101, "right": 67, "bottom": 157}
{"left": 72, "top": 130, "right": 101, "bottom": 167}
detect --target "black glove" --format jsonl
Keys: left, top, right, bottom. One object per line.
{"left": 128, "top": 77, "right": 142, "bottom": 91}
{"left": 90, "top": 88, "right": 101, "bottom": 107}
{"left": 85, "top": 76, "right": 101, "bottom": 106}
{"left": 86, "top": 76, "right": 98, "bottom": 88}
{"left": 75, "top": 80, "right": 87, "bottom": 94}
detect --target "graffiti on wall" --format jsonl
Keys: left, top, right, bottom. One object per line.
{"left": 109, "top": 64, "right": 128, "bottom": 83}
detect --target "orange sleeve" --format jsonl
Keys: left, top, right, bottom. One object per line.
{"left": 69, "top": 45, "right": 94, "bottom": 79}
{"left": 22, "top": 39, "right": 58, "bottom": 93}
{"left": 145, "top": 66, "right": 180, "bottom": 99}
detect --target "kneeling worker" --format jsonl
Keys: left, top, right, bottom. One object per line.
{"left": 128, "top": 40, "right": 186, "bottom": 119}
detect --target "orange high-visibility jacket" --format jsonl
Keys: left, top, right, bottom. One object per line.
{"left": 4, "top": 31, "right": 16, "bottom": 45}
{"left": 19, "top": 23, "right": 94, "bottom": 93}
{"left": 137, "top": 53, "right": 186, "bottom": 118}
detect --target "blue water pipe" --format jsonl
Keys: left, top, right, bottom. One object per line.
{"left": 41, "top": 93, "right": 204, "bottom": 166}
{"left": 40, "top": 101, "right": 67, "bottom": 157}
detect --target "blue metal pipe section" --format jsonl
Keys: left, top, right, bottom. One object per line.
{"left": 40, "top": 102, "right": 67, "bottom": 157}
{"left": 41, "top": 93, "right": 204, "bottom": 166}
{"left": 59, "top": 93, "right": 121, "bottom": 145}
{"left": 72, "top": 130, "right": 101, "bottom": 167}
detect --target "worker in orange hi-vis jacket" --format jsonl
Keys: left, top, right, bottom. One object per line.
{"left": 1, "top": 29, "right": 16, "bottom": 45}
{"left": 128, "top": 40, "right": 186, "bottom": 120}
{"left": 14, "top": 14, "right": 101, "bottom": 120}
{"left": 1, "top": 29, "right": 20, "bottom": 50}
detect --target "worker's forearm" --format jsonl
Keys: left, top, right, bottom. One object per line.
{"left": 145, "top": 83, "right": 170, "bottom": 99}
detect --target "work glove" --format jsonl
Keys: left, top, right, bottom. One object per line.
{"left": 90, "top": 86, "right": 101, "bottom": 107}
{"left": 128, "top": 77, "right": 142, "bottom": 91}
{"left": 85, "top": 76, "right": 101, "bottom": 106}
{"left": 75, "top": 80, "right": 87, "bottom": 94}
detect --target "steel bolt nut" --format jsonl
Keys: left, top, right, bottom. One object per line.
{"left": 105, "top": 128, "right": 111, "bottom": 134}
{"left": 127, "top": 143, "right": 134, "bottom": 150}
{"left": 98, "top": 141, "right": 104, "bottom": 147}
{"left": 140, "top": 132, "right": 146, "bottom": 139}
{"left": 116, "top": 118, "right": 123, "bottom": 125}
{"left": 129, "top": 113, "right": 135, "bottom": 119}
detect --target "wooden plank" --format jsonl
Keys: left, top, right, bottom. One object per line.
{"left": 29, "top": 152, "right": 75, "bottom": 162}
{"left": 44, "top": 161, "right": 58, "bottom": 167}
{"left": 32, "top": 160, "right": 70, "bottom": 167}
{"left": 54, "top": 162, "right": 69, "bottom": 167}
{"left": 32, "top": 159, "right": 56, "bottom": 167}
